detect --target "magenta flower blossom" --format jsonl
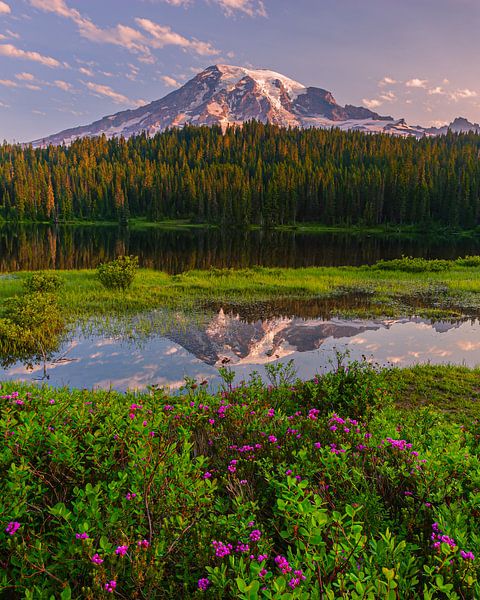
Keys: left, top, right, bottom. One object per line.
{"left": 203, "top": 471, "right": 212, "bottom": 479}
{"left": 460, "top": 550, "right": 475, "bottom": 560}
{"left": 115, "top": 545, "right": 128, "bottom": 556}
{"left": 138, "top": 539, "right": 150, "bottom": 548}
{"left": 275, "top": 555, "right": 292, "bottom": 574}
{"left": 198, "top": 578, "right": 210, "bottom": 591}
{"left": 212, "top": 540, "right": 232, "bottom": 557}
{"left": 75, "top": 532, "right": 89, "bottom": 540}
{"left": 105, "top": 580, "right": 117, "bottom": 593}
{"left": 249, "top": 529, "right": 261, "bottom": 542}
{"left": 91, "top": 553, "right": 104, "bottom": 565}
{"left": 125, "top": 492, "right": 137, "bottom": 500}
{"left": 5, "top": 522, "right": 20, "bottom": 536}
{"left": 257, "top": 554, "right": 268, "bottom": 562}
{"left": 288, "top": 570, "right": 306, "bottom": 589}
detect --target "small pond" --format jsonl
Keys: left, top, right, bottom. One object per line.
{"left": 1, "top": 309, "right": 479, "bottom": 392}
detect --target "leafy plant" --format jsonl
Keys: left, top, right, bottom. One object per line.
{"left": 0, "top": 364, "right": 478, "bottom": 598}
{"left": 23, "top": 271, "right": 63, "bottom": 295}
{"left": 96, "top": 255, "right": 139, "bottom": 291}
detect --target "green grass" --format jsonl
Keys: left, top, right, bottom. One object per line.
{"left": 389, "top": 364, "right": 480, "bottom": 420}
{"left": 2, "top": 259, "right": 480, "bottom": 325}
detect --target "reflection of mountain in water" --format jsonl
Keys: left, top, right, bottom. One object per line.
{"left": 166, "top": 309, "right": 381, "bottom": 366}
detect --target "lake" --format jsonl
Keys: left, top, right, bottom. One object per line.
{"left": 1, "top": 223, "right": 480, "bottom": 272}
{"left": 1, "top": 308, "right": 479, "bottom": 392}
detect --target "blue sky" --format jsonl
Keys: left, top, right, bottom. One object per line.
{"left": 0, "top": 0, "right": 479, "bottom": 142}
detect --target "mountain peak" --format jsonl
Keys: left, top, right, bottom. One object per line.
{"left": 29, "top": 64, "right": 476, "bottom": 147}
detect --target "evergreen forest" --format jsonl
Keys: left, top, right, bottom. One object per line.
{"left": 2, "top": 122, "right": 480, "bottom": 227}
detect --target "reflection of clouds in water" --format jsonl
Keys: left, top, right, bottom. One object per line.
{"left": 1, "top": 317, "right": 480, "bottom": 392}
{"left": 457, "top": 341, "right": 480, "bottom": 352}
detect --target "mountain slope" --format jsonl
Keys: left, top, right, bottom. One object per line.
{"left": 30, "top": 65, "right": 480, "bottom": 146}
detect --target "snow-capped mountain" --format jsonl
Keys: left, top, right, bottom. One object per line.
{"left": 30, "top": 64, "right": 480, "bottom": 146}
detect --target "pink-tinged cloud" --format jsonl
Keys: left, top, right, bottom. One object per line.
{"left": 450, "top": 88, "right": 477, "bottom": 101}
{"left": 85, "top": 81, "right": 144, "bottom": 107}
{"left": 405, "top": 78, "right": 428, "bottom": 88}
{"left": 0, "top": 78, "right": 18, "bottom": 87}
{"left": 16, "top": 72, "right": 36, "bottom": 81}
{"left": 30, "top": 0, "right": 220, "bottom": 59}
{"left": 215, "top": 0, "right": 266, "bottom": 17}
{"left": 0, "top": 43, "right": 61, "bottom": 67}
{"left": 161, "top": 75, "right": 179, "bottom": 87}
{"left": 54, "top": 79, "right": 73, "bottom": 91}
{"left": 362, "top": 98, "right": 382, "bottom": 109}
{"left": 79, "top": 67, "right": 94, "bottom": 77}
{"left": 0, "top": 1, "right": 11, "bottom": 15}
{"left": 135, "top": 18, "right": 219, "bottom": 55}
{"left": 160, "top": 0, "right": 266, "bottom": 17}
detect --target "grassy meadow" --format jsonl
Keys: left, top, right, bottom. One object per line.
{"left": 1, "top": 257, "right": 480, "bottom": 327}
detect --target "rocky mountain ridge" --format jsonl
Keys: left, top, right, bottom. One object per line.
{"left": 30, "top": 64, "right": 480, "bottom": 146}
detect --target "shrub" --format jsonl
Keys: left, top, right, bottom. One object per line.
{"left": 456, "top": 255, "right": 480, "bottom": 267}
{"left": 0, "top": 292, "right": 65, "bottom": 368}
{"left": 23, "top": 271, "right": 63, "bottom": 294}
{"left": 96, "top": 256, "right": 139, "bottom": 291}
{"left": 372, "top": 256, "right": 452, "bottom": 272}
{"left": 0, "top": 377, "right": 478, "bottom": 599}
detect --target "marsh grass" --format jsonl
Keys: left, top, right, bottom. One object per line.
{"left": 1, "top": 258, "right": 480, "bottom": 327}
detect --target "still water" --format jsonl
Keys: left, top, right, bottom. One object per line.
{"left": 2, "top": 223, "right": 480, "bottom": 272}
{"left": 1, "top": 310, "right": 479, "bottom": 392}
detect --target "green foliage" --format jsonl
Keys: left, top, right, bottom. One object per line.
{"left": 0, "top": 282, "right": 65, "bottom": 368}
{"left": 2, "top": 123, "right": 480, "bottom": 227}
{"left": 455, "top": 255, "right": 480, "bottom": 267}
{"left": 23, "top": 271, "right": 63, "bottom": 294}
{"left": 96, "top": 255, "right": 139, "bottom": 291}
{"left": 373, "top": 256, "right": 453, "bottom": 272}
{"left": 0, "top": 368, "right": 478, "bottom": 598}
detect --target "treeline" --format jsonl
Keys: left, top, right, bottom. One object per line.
{"left": 1, "top": 121, "right": 480, "bottom": 227}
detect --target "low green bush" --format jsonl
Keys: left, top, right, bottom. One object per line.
{"left": 455, "top": 255, "right": 480, "bottom": 267}
{"left": 372, "top": 256, "right": 452, "bottom": 272}
{"left": 23, "top": 272, "right": 63, "bottom": 295}
{"left": 96, "top": 256, "right": 139, "bottom": 291}
{"left": 0, "top": 368, "right": 478, "bottom": 599}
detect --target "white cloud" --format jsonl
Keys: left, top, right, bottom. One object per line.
{"left": 379, "top": 91, "right": 396, "bottom": 102}
{"left": 85, "top": 81, "right": 144, "bottom": 107}
{"left": 405, "top": 78, "right": 428, "bottom": 88}
{"left": 0, "top": 78, "right": 18, "bottom": 87}
{"left": 79, "top": 66, "right": 94, "bottom": 77}
{"left": 0, "top": 43, "right": 61, "bottom": 67}
{"left": 379, "top": 76, "right": 397, "bottom": 87}
{"left": 53, "top": 79, "right": 73, "bottom": 91}
{"left": 362, "top": 98, "right": 382, "bottom": 109}
{"left": 135, "top": 18, "right": 219, "bottom": 55}
{"left": 450, "top": 88, "right": 477, "bottom": 101}
{"left": 214, "top": 0, "right": 266, "bottom": 16}
{"left": 15, "top": 71, "right": 35, "bottom": 81}
{"left": 428, "top": 86, "right": 446, "bottom": 96}
{"left": 159, "top": 0, "right": 266, "bottom": 16}
{"left": 161, "top": 75, "right": 179, "bottom": 87}
{"left": 30, "top": 0, "right": 220, "bottom": 60}
{"left": 0, "top": 1, "right": 11, "bottom": 15}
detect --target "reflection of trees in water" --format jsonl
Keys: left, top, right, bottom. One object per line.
{"left": 1, "top": 224, "right": 480, "bottom": 273}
